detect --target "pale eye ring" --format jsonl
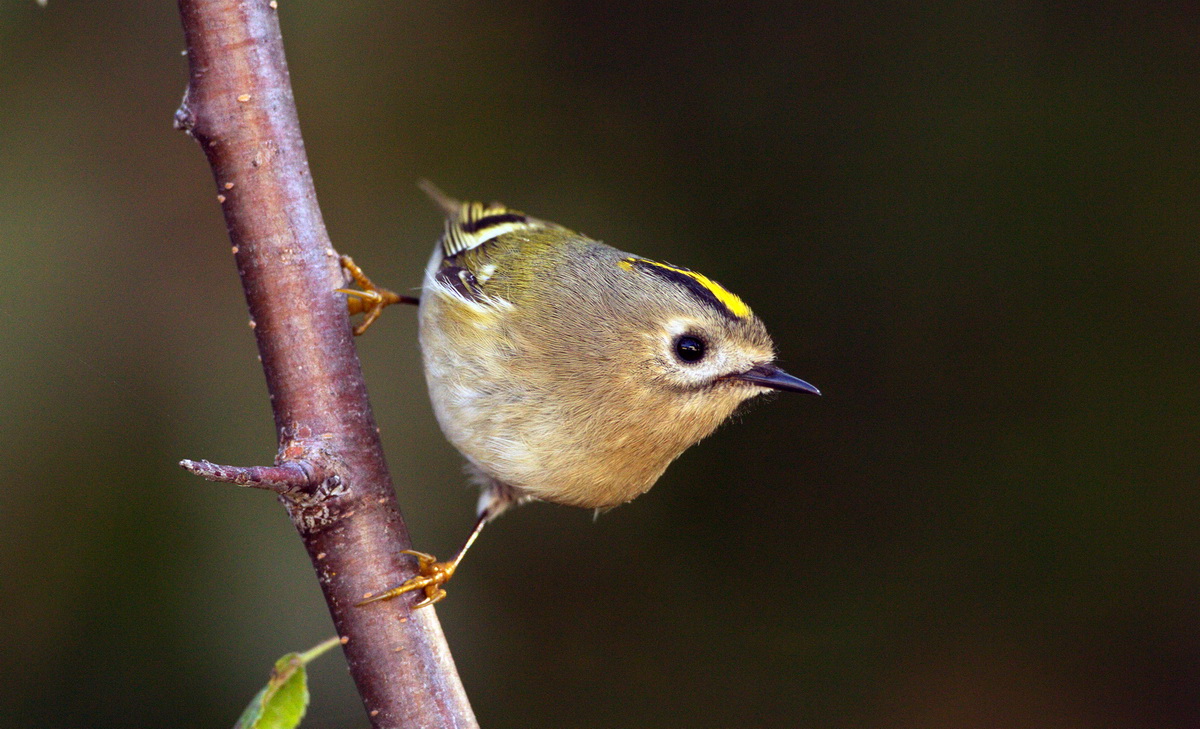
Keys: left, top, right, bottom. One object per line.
{"left": 674, "top": 335, "right": 706, "bottom": 363}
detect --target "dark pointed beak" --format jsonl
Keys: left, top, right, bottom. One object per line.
{"left": 733, "top": 364, "right": 821, "bottom": 395}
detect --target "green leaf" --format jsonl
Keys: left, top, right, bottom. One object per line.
{"left": 233, "top": 637, "right": 342, "bottom": 729}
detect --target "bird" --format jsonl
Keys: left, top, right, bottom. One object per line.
{"left": 340, "top": 182, "right": 819, "bottom": 607}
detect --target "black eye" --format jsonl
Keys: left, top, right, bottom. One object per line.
{"left": 674, "top": 335, "right": 706, "bottom": 363}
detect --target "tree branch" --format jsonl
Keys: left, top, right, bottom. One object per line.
{"left": 179, "top": 458, "right": 327, "bottom": 493}
{"left": 173, "top": 1, "right": 477, "bottom": 726}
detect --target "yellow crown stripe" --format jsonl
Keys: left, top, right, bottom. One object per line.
{"left": 621, "top": 257, "right": 752, "bottom": 319}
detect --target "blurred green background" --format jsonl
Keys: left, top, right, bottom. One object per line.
{"left": 2, "top": 1, "right": 1198, "bottom": 727}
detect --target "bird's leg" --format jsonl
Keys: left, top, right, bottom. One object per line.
{"left": 336, "top": 254, "right": 419, "bottom": 335}
{"left": 358, "top": 513, "right": 489, "bottom": 609}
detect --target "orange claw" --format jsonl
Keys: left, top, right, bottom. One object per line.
{"left": 358, "top": 514, "right": 489, "bottom": 610}
{"left": 358, "top": 550, "right": 458, "bottom": 609}
{"left": 337, "top": 254, "right": 418, "bottom": 335}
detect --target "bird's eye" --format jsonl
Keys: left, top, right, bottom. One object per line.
{"left": 674, "top": 335, "right": 706, "bottom": 363}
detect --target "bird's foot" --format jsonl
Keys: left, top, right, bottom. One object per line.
{"left": 358, "top": 550, "right": 456, "bottom": 609}
{"left": 336, "top": 254, "right": 417, "bottom": 335}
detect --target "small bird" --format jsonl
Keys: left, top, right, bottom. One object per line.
{"left": 343, "top": 183, "right": 819, "bottom": 607}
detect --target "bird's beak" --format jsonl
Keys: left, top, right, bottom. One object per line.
{"left": 733, "top": 364, "right": 821, "bottom": 395}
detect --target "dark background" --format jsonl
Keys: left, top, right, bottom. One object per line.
{"left": 2, "top": 2, "right": 1198, "bottom": 727}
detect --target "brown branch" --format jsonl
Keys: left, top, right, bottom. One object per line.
{"left": 173, "top": 1, "right": 477, "bottom": 727}
{"left": 178, "top": 458, "right": 329, "bottom": 493}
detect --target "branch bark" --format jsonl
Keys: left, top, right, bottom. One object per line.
{"left": 173, "top": 2, "right": 477, "bottom": 727}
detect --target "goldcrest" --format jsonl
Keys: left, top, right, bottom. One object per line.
{"left": 349, "top": 183, "right": 818, "bottom": 607}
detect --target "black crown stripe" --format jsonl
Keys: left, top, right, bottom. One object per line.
{"left": 628, "top": 259, "right": 740, "bottom": 321}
